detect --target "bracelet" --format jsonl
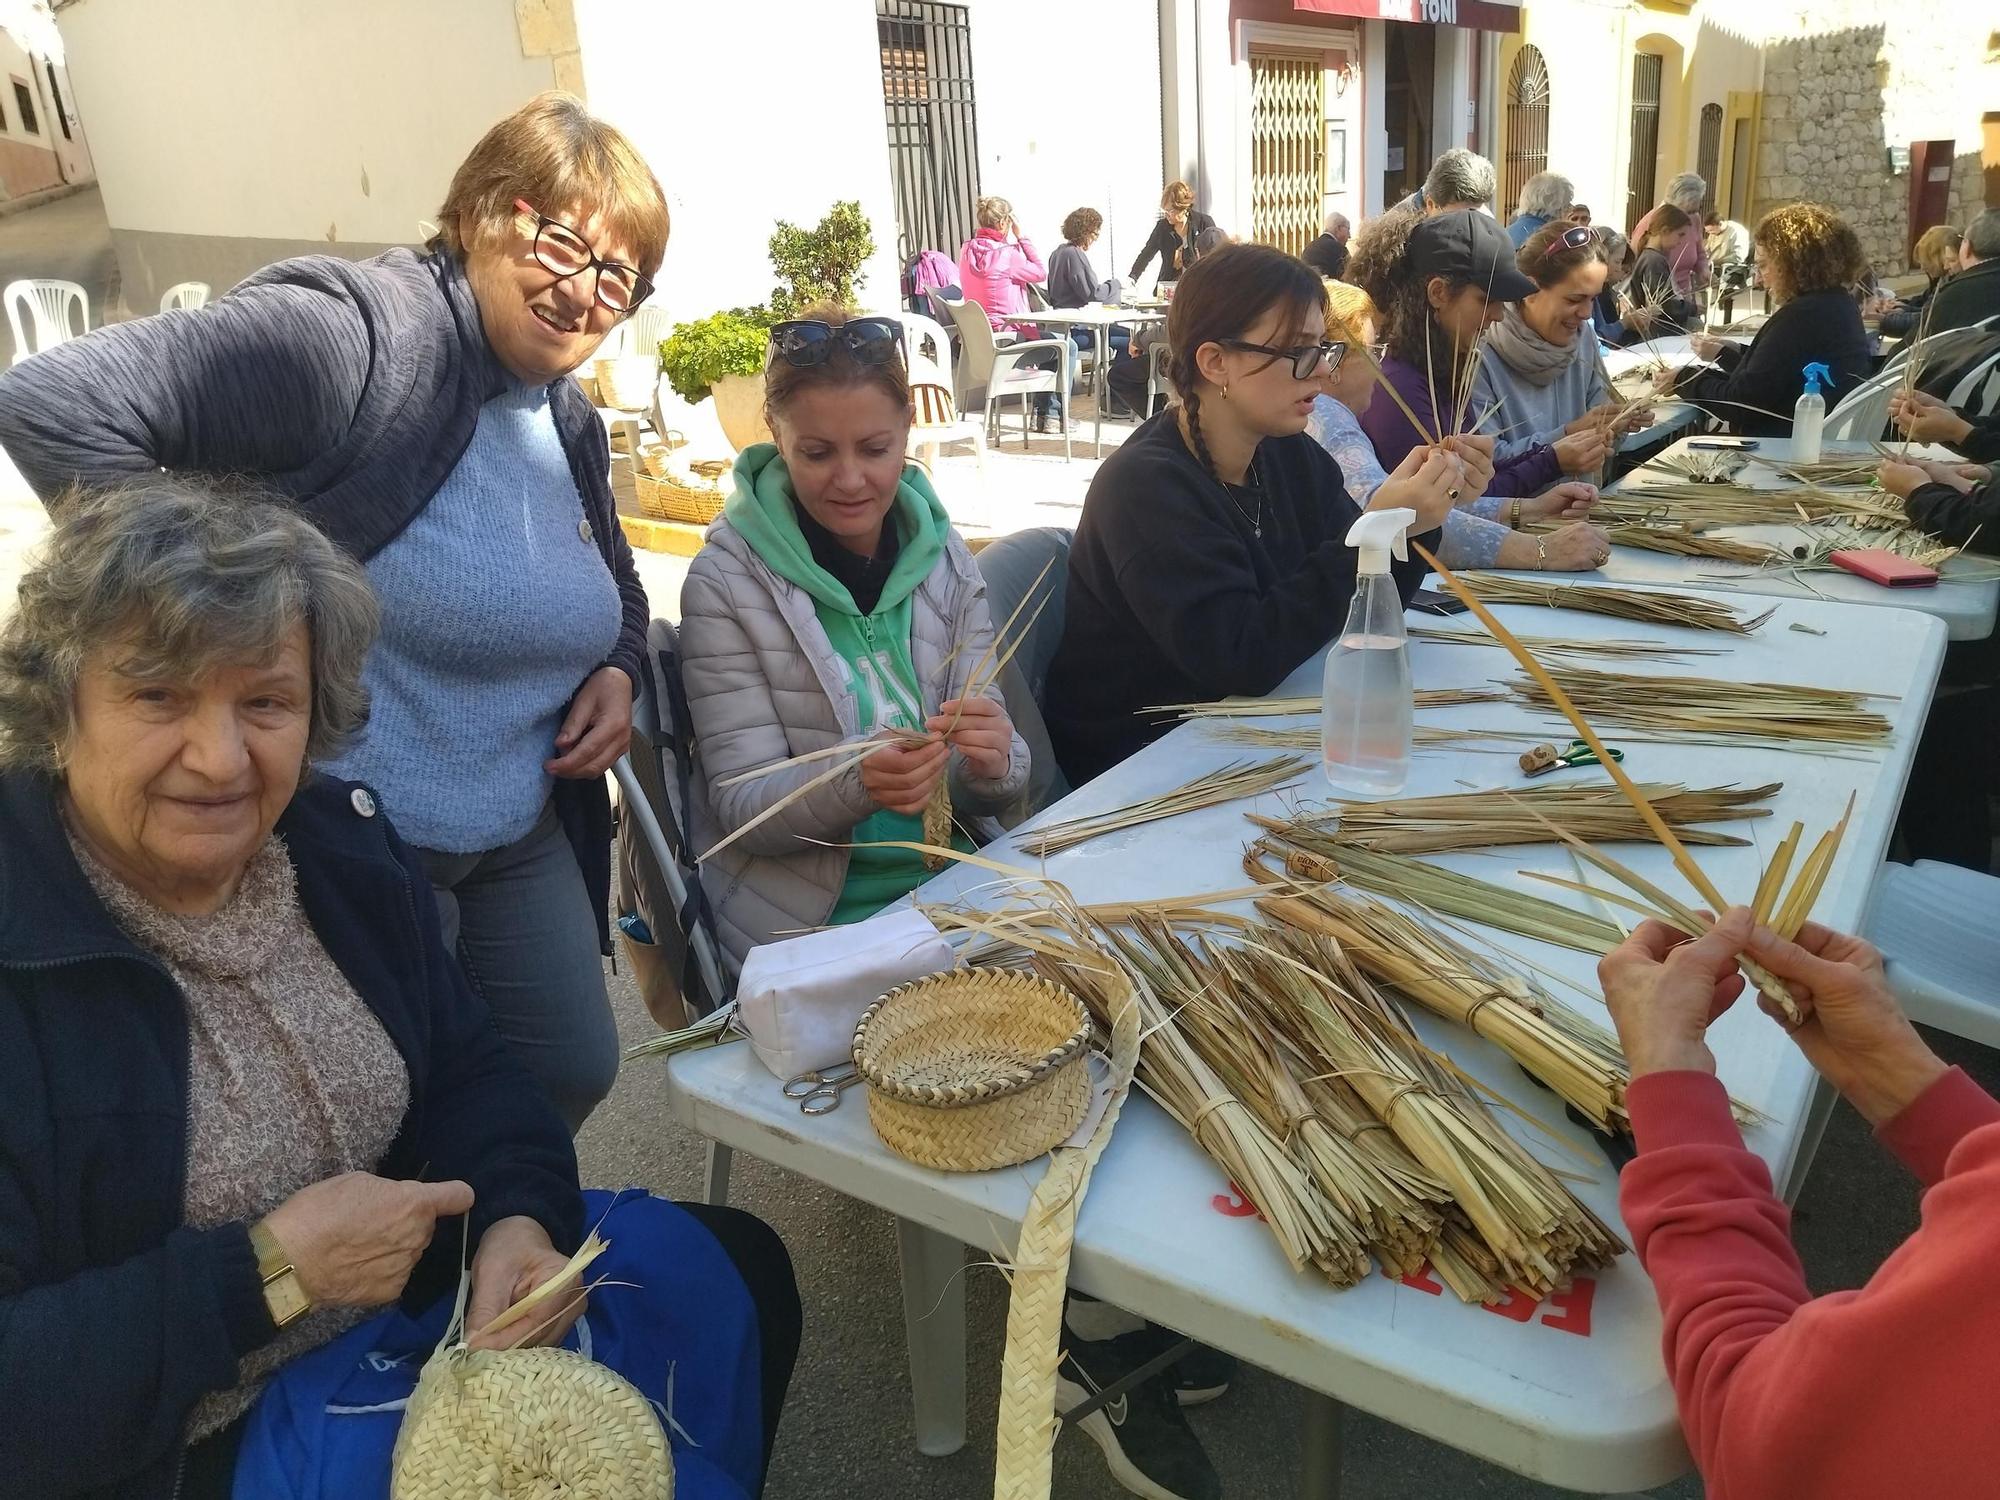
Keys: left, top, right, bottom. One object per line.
{"left": 1535, "top": 536, "right": 1549, "bottom": 570}
{"left": 1509, "top": 497, "right": 1522, "bottom": 528}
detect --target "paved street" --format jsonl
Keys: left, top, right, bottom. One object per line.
{"left": 4, "top": 187, "right": 1996, "bottom": 1500}
{"left": 0, "top": 185, "right": 119, "bottom": 359}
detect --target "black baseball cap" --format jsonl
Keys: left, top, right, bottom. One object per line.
{"left": 1408, "top": 210, "right": 1539, "bottom": 301}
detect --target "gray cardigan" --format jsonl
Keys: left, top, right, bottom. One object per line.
{"left": 1468, "top": 334, "right": 1611, "bottom": 464}
{"left": 679, "top": 519, "right": 1029, "bottom": 971}
{"left": 0, "top": 247, "right": 646, "bottom": 946}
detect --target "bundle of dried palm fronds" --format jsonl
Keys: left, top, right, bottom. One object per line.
{"left": 1205, "top": 722, "right": 1542, "bottom": 753}
{"left": 1409, "top": 624, "right": 1724, "bottom": 663}
{"left": 1453, "top": 573, "right": 1773, "bottom": 633}
{"left": 1016, "top": 756, "right": 1310, "bottom": 857}
{"left": 1641, "top": 450, "right": 1747, "bottom": 485}
{"left": 1505, "top": 663, "right": 1892, "bottom": 745}
{"left": 1251, "top": 780, "right": 1775, "bottom": 855}
{"left": 1783, "top": 520, "right": 2000, "bottom": 582}
{"left": 1148, "top": 687, "right": 1507, "bottom": 721}
{"left": 1248, "top": 837, "right": 1625, "bottom": 955}
{"left": 1416, "top": 540, "right": 1859, "bottom": 1023}
{"left": 1746, "top": 452, "right": 1882, "bottom": 488}
{"left": 1547, "top": 521, "right": 1783, "bottom": 565}
{"left": 1596, "top": 482, "right": 1907, "bottom": 533}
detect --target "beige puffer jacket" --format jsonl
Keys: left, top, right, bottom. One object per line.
{"left": 680, "top": 519, "right": 1030, "bottom": 971}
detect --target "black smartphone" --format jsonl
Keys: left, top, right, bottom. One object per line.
{"left": 1409, "top": 588, "right": 1470, "bottom": 617}
{"left": 1688, "top": 438, "right": 1760, "bottom": 450}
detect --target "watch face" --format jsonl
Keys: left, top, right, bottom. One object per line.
{"left": 266, "top": 1272, "right": 312, "bottom": 1328}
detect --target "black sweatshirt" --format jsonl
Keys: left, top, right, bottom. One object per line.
{"left": 1043, "top": 412, "right": 1434, "bottom": 785}
{"left": 1129, "top": 211, "right": 1216, "bottom": 281}
{"left": 1674, "top": 289, "right": 1871, "bottom": 437}
{"left": 1907, "top": 474, "right": 2000, "bottom": 553}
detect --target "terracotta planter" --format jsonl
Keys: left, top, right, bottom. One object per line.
{"left": 711, "top": 371, "right": 773, "bottom": 452}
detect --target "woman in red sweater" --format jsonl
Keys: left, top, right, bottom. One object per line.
{"left": 1598, "top": 908, "right": 1998, "bottom": 1500}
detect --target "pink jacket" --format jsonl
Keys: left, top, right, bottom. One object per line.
{"left": 1621, "top": 1066, "right": 2000, "bottom": 1499}
{"left": 957, "top": 227, "right": 1046, "bottom": 329}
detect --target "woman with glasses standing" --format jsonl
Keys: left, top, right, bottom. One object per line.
{"left": 0, "top": 93, "right": 669, "bottom": 1133}
{"left": 678, "top": 307, "right": 1027, "bottom": 969}
{"left": 1043, "top": 243, "right": 1459, "bottom": 788}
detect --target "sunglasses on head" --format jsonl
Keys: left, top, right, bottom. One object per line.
{"left": 1217, "top": 338, "right": 1348, "bottom": 380}
{"left": 1541, "top": 224, "right": 1600, "bottom": 260}
{"left": 767, "top": 318, "right": 906, "bottom": 368}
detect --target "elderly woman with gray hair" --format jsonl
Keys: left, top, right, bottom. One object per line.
{"left": 1631, "top": 171, "right": 1712, "bottom": 299}
{"left": 1507, "top": 170, "right": 1575, "bottom": 249}
{"left": 0, "top": 91, "right": 671, "bottom": 1131}
{"left": 0, "top": 482, "right": 797, "bottom": 1500}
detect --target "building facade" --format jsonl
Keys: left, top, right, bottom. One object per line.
{"left": 0, "top": 2, "right": 91, "bottom": 204}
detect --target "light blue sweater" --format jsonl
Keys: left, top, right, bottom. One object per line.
{"left": 324, "top": 384, "right": 623, "bottom": 852}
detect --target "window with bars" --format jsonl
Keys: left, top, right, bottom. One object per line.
{"left": 1695, "top": 103, "right": 1723, "bottom": 211}
{"left": 12, "top": 79, "right": 36, "bottom": 137}
{"left": 1625, "top": 52, "right": 1663, "bottom": 232}
{"left": 876, "top": 1, "right": 981, "bottom": 266}
{"left": 1503, "top": 47, "right": 1551, "bottom": 218}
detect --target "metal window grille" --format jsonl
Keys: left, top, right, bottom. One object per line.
{"left": 1625, "top": 52, "right": 1663, "bottom": 232}
{"left": 43, "top": 63, "right": 69, "bottom": 142}
{"left": 1695, "top": 103, "right": 1723, "bottom": 211}
{"left": 1249, "top": 48, "right": 1324, "bottom": 257}
{"left": 1503, "top": 47, "right": 1551, "bottom": 218}
{"left": 876, "top": 1, "right": 981, "bottom": 266}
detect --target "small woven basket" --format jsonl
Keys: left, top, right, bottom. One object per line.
{"left": 392, "top": 1343, "right": 671, "bottom": 1499}
{"left": 634, "top": 459, "right": 729, "bottom": 525}
{"left": 853, "top": 969, "right": 1094, "bottom": 1171}
{"left": 594, "top": 354, "right": 660, "bottom": 412}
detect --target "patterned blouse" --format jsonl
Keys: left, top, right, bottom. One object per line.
{"left": 1306, "top": 394, "right": 1513, "bottom": 568}
{"left": 69, "top": 826, "right": 412, "bottom": 1443}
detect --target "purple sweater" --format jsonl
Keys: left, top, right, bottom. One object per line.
{"left": 1358, "top": 352, "right": 1562, "bottom": 497}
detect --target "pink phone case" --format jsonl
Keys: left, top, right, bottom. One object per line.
{"left": 1828, "top": 548, "right": 1940, "bottom": 588}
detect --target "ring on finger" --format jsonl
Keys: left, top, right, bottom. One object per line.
{"left": 1447, "top": 486, "right": 1461, "bottom": 501}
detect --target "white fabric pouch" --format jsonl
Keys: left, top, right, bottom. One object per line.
{"left": 735, "top": 907, "right": 956, "bottom": 1080}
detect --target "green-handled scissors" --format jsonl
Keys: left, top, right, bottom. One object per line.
{"left": 784, "top": 1065, "right": 863, "bottom": 1115}
{"left": 1552, "top": 740, "right": 1624, "bottom": 771}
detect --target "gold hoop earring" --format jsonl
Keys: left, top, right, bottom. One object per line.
{"left": 1221, "top": 383, "right": 1230, "bottom": 400}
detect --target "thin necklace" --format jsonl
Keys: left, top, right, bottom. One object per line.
{"left": 1220, "top": 452, "right": 1266, "bottom": 538}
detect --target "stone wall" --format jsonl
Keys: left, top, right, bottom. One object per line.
{"left": 1752, "top": 5, "right": 1993, "bottom": 271}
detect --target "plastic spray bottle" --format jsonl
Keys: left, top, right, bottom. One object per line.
{"left": 1793, "top": 362, "right": 1832, "bottom": 465}
{"left": 1322, "top": 507, "right": 1417, "bottom": 796}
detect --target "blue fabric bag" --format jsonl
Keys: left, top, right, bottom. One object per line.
{"left": 232, "top": 1190, "right": 761, "bottom": 1500}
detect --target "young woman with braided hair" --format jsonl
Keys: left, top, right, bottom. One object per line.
{"left": 1043, "top": 242, "right": 1456, "bottom": 786}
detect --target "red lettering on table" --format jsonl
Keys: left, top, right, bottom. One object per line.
{"left": 1482, "top": 1287, "right": 1538, "bottom": 1323}
{"left": 1540, "top": 1279, "right": 1597, "bottom": 1337}
{"left": 1211, "top": 1183, "right": 1266, "bottom": 1221}
{"left": 1400, "top": 1264, "right": 1445, "bottom": 1296}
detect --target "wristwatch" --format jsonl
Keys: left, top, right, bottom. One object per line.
{"left": 249, "top": 1220, "right": 313, "bottom": 1329}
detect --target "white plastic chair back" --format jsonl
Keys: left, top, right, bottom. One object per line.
{"left": 5, "top": 278, "right": 88, "bottom": 364}
{"left": 939, "top": 292, "right": 1001, "bottom": 405}
{"left": 1821, "top": 363, "right": 1905, "bottom": 443}
{"left": 1882, "top": 324, "right": 1986, "bottom": 377}
{"left": 886, "top": 310, "right": 954, "bottom": 391}
{"left": 1949, "top": 347, "right": 2000, "bottom": 417}
{"left": 1864, "top": 860, "right": 2000, "bottom": 1049}
{"left": 159, "top": 281, "right": 210, "bottom": 313}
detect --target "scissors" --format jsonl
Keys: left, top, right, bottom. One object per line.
{"left": 1519, "top": 740, "right": 1626, "bottom": 778}
{"left": 784, "top": 1065, "right": 864, "bottom": 1115}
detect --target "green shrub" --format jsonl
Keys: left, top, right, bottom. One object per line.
{"left": 769, "top": 201, "right": 876, "bottom": 317}
{"left": 658, "top": 307, "right": 770, "bottom": 404}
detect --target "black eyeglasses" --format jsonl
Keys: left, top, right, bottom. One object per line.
{"left": 1541, "top": 224, "right": 1600, "bottom": 260}
{"left": 1217, "top": 338, "right": 1348, "bottom": 379}
{"left": 768, "top": 318, "right": 906, "bottom": 368}
{"left": 515, "top": 199, "right": 653, "bottom": 314}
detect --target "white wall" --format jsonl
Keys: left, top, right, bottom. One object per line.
{"left": 58, "top": 0, "right": 551, "bottom": 246}
{"left": 961, "top": 0, "right": 1163, "bottom": 285}
{"left": 574, "top": 0, "right": 903, "bottom": 324}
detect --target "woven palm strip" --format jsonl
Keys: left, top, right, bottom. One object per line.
{"left": 923, "top": 781, "right": 955, "bottom": 871}
{"left": 854, "top": 969, "right": 1094, "bottom": 1172}
{"left": 990, "top": 956, "right": 1141, "bottom": 1500}
{"left": 392, "top": 1343, "right": 670, "bottom": 1499}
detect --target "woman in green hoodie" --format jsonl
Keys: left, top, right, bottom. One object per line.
{"left": 678, "top": 308, "right": 1029, "bottom": 968}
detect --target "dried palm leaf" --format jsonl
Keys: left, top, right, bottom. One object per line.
{"left": 1641, "top": 450, "right": 1747, "bottom": 485}
{"left": 1504, "top": 663, "right": 1892, "bottom": 745}
{"left": 1205, "top": 722, "right": 1541, "bottom": 753}
{"left": 1409, "top": 624, "right": 1725, "bottom": 662}
{"left": 1149, "top": 687, "right": 1508, "bottom": 721}
{"left": 1552, "top": 521, "right": 1784, "bottom": 565}
{"left": 1016, "top": 755, "right": 1311, "bottom": 858}
{"left": 1251, "top": 779, "right": 1776, "bottom": 855}
{"left": 1453, "top": 573, "right": 1773, "bottom": 633}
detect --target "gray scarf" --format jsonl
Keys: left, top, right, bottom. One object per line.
{"left": 1485, "top": 303, "right": 1586, "bottom": 388}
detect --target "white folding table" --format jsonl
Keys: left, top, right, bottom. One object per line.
{"left": 1021, "top": 304, "right": 1165, "bottom": 459}
{"left": 663, "top": 584, "right": 1945, "bottom": 1496}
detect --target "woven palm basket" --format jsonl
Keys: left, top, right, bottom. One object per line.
{"left": 391, "top": 1343, "right": 671, "bottom": 1500}
{"left": 852, "top": 969, "right": 1093, "bottom": 1172}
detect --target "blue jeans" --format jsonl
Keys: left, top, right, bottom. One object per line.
{"left": 417, "top": 799, "right": 619, "bottom": 1132}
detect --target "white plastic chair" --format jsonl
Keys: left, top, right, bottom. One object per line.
{"left": 1950, "top": 347, "right": 2000, "bottom": 417}
{"left": 159, "top": 281, "right": 210, "bottom": 312}
{"left": 937, "top": 292, "right": 1072, "bottom": 457}
{"left": 1862, "top": 860, "right": 2000, "bottom": 1047}
{"left": 4, "top": 278, "right": 88, "bottom": 364}
{"left": 908, "top": 379, "right": 986, "bottom": 476}
{"left": 1822, "top": 364, "right": 1905, "bottom": 443}
{"left": 881, "top": 309, "right": 955, "bottom": 392}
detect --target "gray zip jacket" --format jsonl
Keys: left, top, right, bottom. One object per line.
{"left": 679, "top": 519, "right": 1029, "bottom": 970}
